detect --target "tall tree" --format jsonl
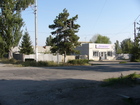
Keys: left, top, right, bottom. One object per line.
{"left": 49, "top": 9, "right": 80, "bottom": 62}
{"left": 45, "top": 35, "right": 53, "bottom": 46}
{"left": 0, "top": 0, "right": 34, "bottom": 59}
{"left": 20, "top": 30, "right": 34, "bottom": 55}
{"left": 120, "top": 38, "right": 133, "bottom": 54}
{"left": 90, "top": 34, "right": 111, "bottom": 44}
{"left": 114, "top": 40, "right": 122, "bottom": 54}
{"left": 0, "top": 36, "right": 7, "bottom": 58}
{"left": 131, "top": 36, "right": 140, "bottom": 61}
{"left": 90, "top": 34, "right": 98, "bottom": 43}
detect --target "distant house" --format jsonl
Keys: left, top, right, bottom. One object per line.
{"left": 75, "top": 43, "right": 116, "bottom": 61}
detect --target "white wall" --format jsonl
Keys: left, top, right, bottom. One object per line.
{"left": 76, "top": 43, "right": 116, "bottom": 61}
{"left": 89, "top": 43, "right": 116, "bottom": 60}
{"left": 23, "top": 54, "right": 75, "bottom": 62}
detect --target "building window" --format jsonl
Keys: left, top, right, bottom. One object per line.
{"left": 93, "top": 51, "right": 99, "bottom": 57}
{"left": 107, "top": 51, "right": 112, "bottom": 56}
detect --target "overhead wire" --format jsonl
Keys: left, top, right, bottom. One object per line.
{"left": 93, "top": 0, "right": 108, "bottom": 30}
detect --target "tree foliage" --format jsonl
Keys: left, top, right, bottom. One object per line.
{"left": 49, "top": 9, "right": 80, "bottom": 62}
{"left": 0, "top": 36, "right": 7, "bottom": 58}
{"left": 0, "top": 0, "right": 34, "bottom": 58}
{"left": 45, "top": 35, "right": 53, "bottom": 46}
{"left": 131, "top": 37, "right": 140, "bottom": 61}
{"left": 120, "top": 38, "right": 133, "bottom": 54}
{"left": 114, "top": 40, "right": 122, "bottom": 54}
{"left": 20, "top": 30, "right": 34, "bottom": 55}
{"left": 90, "top": 34, "right": 111, "bottom": 44}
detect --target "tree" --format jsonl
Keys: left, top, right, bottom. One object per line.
{"left": 120, "top": 38, "right": 133, "bottom": 54}
{"left": 90, "top": 34, "right": 111, "bottom": 44}
{"left": 131, "top": 37, "right": 140, "bottom": 61}
{"left": 20, "top": 30, "right": 34, "bottom": 55}
{"left": 45, "top": 35, "right": 53, "bottom": 46}
{"left": 0, "top": 36, "right": 7, "bottom": 58}
{"left": 90, "top": 34, "right": 98, "bottom": 43}
{"left": 114, "top": 40, "right": 122, "bottom": 54}
{"left": 0, "top": 0, "right": 34, "bottom": 59}
{"left": 49, "top": 9, "right": 80, "bottom": 62}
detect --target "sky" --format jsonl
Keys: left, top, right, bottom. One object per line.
{"left": 21, "top": 0, "right": 140, "bottom": 46}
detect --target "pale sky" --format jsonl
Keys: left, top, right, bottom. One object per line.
{"left": 21, "top": 0, "right": 140, "bottom": 46}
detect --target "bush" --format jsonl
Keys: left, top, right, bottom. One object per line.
{"left": 68, "top": 59, "right": 89, "bottom": 65}
{"left": 22, "top": 61, "right": 37, "bottom": 67}
{"left": 0, "top": 58, "right": 58, "bottom": 67}
{"left": 22, "top": 61, "right": 58, "bottom": 67}
{"left": 0, "top": 58, "right": 18, "bottom": 64}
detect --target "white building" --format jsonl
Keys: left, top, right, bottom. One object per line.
{"left": 76, "top": 43, "right": 116, "bottom": 61}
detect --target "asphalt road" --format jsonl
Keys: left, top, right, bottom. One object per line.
{"left": 0, "top": 62, "right": 140, "bottom": 105}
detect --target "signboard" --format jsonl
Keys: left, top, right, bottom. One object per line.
{"left": 95, "top": 44, "right": 111, "bottom": 49}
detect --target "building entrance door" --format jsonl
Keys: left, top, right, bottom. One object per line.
{"left": 100, "top": 52, "right": 107, "bottom": 60}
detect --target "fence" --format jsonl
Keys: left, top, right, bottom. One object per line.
{"left": 13, "top": 53, "right": 75, "bottom": 62}
{"left": 116, "top": 54, "right": 132, "bottom": 60}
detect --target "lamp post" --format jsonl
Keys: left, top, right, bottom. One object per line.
{"left": 34, "top": 0, "right": 38, "bottom": 62}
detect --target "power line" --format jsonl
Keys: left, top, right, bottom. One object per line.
{"left": 93, "top": 0, "right": 108, "bottom": 28}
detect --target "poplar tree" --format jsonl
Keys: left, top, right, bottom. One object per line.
{"left": 90, "top": 34, "right": 111, "bottom": 44}
{"left": 115, "top": 40, "right": 122, "bottom": 54}
{"left": 49, "top": 9, "right": 80, "bottom": 62}
{"left": 20, "top": 30, "right": 34, "bottom": 55}
{"left": 0, "top": 0, "right": 34, "bottom": 59}
{"left": 121, "top": 38, "right": 133, "bottom": 54}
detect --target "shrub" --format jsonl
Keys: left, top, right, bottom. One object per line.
{"left": 68, "top": 59, "right": 89, "bottom": 65}
{"left": 22, "top": 61, "right": 37, "bottom": 67}
{"left": 21, "top": 61, "right": 58, "bottom": 67}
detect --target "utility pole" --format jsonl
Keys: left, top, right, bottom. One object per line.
{"left": 134, "top": 22, "right": 136, "bottom": 41}
{"left": 34, "top": 0, "right": 38, "bottom": 62}
{"left": 134, "top": 15, "right": 140, "bottom": 41}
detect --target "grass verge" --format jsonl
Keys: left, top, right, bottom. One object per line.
{"left": 101, "top": 73, "right": 140, "bottom": 87}
{"left": 0, "top": 58, "right": 90, "bottom": 67}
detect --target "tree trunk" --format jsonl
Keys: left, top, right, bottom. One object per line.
{"left": 8, "top": 48, "right": 13, "bottom": 59}
{"left": 64, "top": 51, "right": 66, "bottom": 63}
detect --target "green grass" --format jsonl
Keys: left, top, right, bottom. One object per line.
{"left": 119, "top": 61, "right": 127, "bottom": 64}
{"left": 101, "top": 73, "right": 140, "bottom": 87}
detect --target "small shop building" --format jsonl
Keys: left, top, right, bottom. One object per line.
{"left": 75, "top": 43, "right": 116, "bottom": 61}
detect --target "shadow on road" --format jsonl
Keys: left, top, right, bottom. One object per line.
{"left": 1, "top": 78, "right": 138, "bottom": 105}
{"left": 42, "top": 62, "right": 140, "bottom": 72}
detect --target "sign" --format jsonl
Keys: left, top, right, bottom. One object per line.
{"left": 95, "top": 44, "right": 111, "bottom": 49}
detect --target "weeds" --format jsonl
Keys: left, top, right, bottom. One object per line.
{"left": 101, "top": 73, "right": 140, "bottom": 87}
{"left": 0, "top": 58, "right": 89, "bottom": 67}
